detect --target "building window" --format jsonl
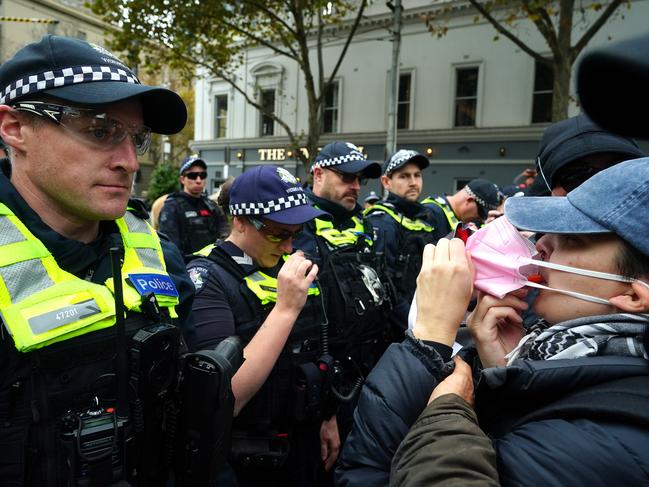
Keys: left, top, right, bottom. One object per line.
{"left": 397, "top": 73, "right": 412, "bottom": 129}
{"left": 260, "top": 89, "right": 275, "bottom": 136}
{"left": 454, "top": 67, "right": 479, "bottom": 127}
{"left": 322, "top": 81, "right": 339, "bottom": 134}
{"left": 214, "top": 94, "right": 228, "bottom": 138}
{"left": 532, "top": 60, "right": 553, "bottom": 123}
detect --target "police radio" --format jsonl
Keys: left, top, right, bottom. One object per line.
{"left": 58, "top": 248, "right": 136, "bottom": 486}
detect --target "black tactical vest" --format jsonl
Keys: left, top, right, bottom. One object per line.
{"left": 0, "top": 310, "right": 179, "bottom": 486}
{"left": 171, "top": 195, "right": 222, "bottom": 254}
{"left": 197, "top": 246, "right": 325, "bottom": 433}
{"left": 307, "top": 218, "right": 395, "bottom": 359}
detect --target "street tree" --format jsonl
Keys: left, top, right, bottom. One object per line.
{"left": 425, "top": 0, "right": 629, "bottom": 121}
{"left": 147, "top": 163, "right": 180, "bottom": 204}
{"left": 90, "top": 0, "right": 368, "bottom": 170}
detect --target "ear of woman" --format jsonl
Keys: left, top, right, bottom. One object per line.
{"left": 608, "top": 280, "right": 649, "bottom": 313}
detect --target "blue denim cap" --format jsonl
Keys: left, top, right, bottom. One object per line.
{"left": 312, "top": 141, "right": 381, "bottom": 178}
{"left": 505, "top": 157, "right": 649, "bottom": 256}
{"left": 229, "top": 165, "right": 329, "bottom": 225}
{"left": 179, "top": 155, "right": 206, "bottom": 175}
{"left": 383, "top": 149, "right": 429, "bottom": 175}
{"left": 0, "top": 35, "right": 187, "bottom": 134}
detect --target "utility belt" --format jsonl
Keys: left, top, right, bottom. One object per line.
{"left": 2, "top": 315, "right": 243, "bottom": 487}
{"left": 234, "top": 343, "right": 330, "bottom": 430}
{"left": 229, "top": 429, "right": 292, "bottom": 471}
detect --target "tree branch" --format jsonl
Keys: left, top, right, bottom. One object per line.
{"left": 220, "top": 18, "right": 299, "bottom": 61}
{"left": 467, "top": 0, "right": 549, "bottom": 65}
{"left": 572, "top": 0, "right": 624, "bottom": 59}
{"left": 168, "top": 48, "right": 299, "bottom": 145}
{"left": 246, "top": 0, "right": 299, "bottom": 38}
{"left": 244, "top": 0, "right": 302, "bottom": 58}
{"left": 326, "top": 0, "right": 367, "bottom": 87}
{"left": 521, "top": 0, "right": 561, "bottom": 58}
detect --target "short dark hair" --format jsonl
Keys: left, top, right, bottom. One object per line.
{"left": 616, "top": 239, "right": 649, "bottom": 280}
{"left": 216, "top": 176, "right": 235, "bottom": 216}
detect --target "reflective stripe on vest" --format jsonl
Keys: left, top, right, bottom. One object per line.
{"left": 244, "top": 270, "right": 320, "bottom": 306}
{"left": 422, "top": 196, "right": 460, "bottom": 231}
{"left": 109, "top": 211, "right": 179, "bottom": 315}
{"left": 365, "top": 203, "right": 434, "bottom": 232}
{"left": 314, "top": 216, "right": 372, "bottom": 248}
{"left": 194, "top": 243, "right": 216, "bottom": 257}
{"left": 0, "top": 204, "right": 177, "bottom": 352}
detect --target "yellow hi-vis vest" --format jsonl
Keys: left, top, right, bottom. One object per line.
{"left": 192, "top": 245, "right": 320, "bottom": 306}
{"left": 314, "top": 216, "right": 372, "bottom": 248}
{"left": 0, "top": 203, "right": 178, "bottom": 352}
{"left": 421, "top": 196, "right": 460, "bottom": 231}
{"left": 244, "top": 270, "right": 320, "bottom": 306}
{"left": 364, "top": 203, "right": 434, "bottom": 233}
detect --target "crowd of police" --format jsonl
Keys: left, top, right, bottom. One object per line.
{"left": 1, "top": 31, "right": 649, "bottom": 487}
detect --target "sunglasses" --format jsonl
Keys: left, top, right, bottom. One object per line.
{"left": 183, "top": 171, "right": 208, "bottom": 180}
{"left": 12, "top": 100, "right": 151, "bottom": 155}
{"left": 249, "top": 217, "right": 303, "bottom": 243}
{"left": 554, "top": 164, "right": 608, "bottom": 193}
{"left": 328, "top": 167, "right": 367, "bottom": 186}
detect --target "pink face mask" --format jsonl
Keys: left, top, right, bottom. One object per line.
{"left": 465, "top": 216, "right": 540, "bottom": 298}
{"left": 465, "top": 216, "right": 647, "bottom": 304}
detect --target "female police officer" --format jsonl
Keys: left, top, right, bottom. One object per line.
{"left": 184, "top": 165, "right": 332, "bottom": 486}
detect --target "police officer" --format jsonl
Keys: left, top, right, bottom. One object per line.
{"left": 159, "top": 155, "right": 229, "bottom": 256}
{"left": 185, "top": 165, "right": 330, "bottom": 486}
{"left": 421, "top": 178, "right": 502, "bottom": 238}
{"left": 365, "top": 150, "right": 436, "bottom": 327}
{"left": 363, "top": 190, "right": 380, "bottom": 209}
{"left": 293, "top": 141, "right": 394, "bottom": 448}
{"left": 0, "top": 36, "right": 195, "bottom": 485}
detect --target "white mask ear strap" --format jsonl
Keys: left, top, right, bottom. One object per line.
{"left": 522, "top": 257, "right": 635, "bottom": 284}
{"left": 525, "top": 281, "right": 612, "bottom": 305}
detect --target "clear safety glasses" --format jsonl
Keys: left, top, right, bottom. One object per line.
{"left": 12, "top": 100, "right": 152, "bottom": 155}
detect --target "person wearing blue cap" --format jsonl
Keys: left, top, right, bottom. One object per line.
{"left": 338, "top": 157, "right": 649, "bottom": 485}
{"left": 292, "top": 141, "right": 396, "bottom": 459}
{"left": 421, "top": 178, "right": 502, "bottom": 238}
{"left": 184, "top": 165, "right": 334, "bottom": 486}
{"left": 159, "top": 154, "right": 229, "bottom": 256}
{"left": 365, "top": 150, "right": 437, "bottom": 327}
{"left": 0, "top": 35, "right": 195, "bottom": 485}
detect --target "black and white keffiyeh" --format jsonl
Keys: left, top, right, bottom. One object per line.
{"left": 506, "top": 313, "right": 649, "bottom": 364}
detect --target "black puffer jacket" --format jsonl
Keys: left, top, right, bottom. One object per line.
{"left": 337, "top": 333, "right": 649, "bottom": 486}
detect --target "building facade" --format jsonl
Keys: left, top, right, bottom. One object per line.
{"left": 1, "top": 0, "right": 108, "bottom": 62}
{"left": 199, "top": 1, "right": 647, "bottom": 196}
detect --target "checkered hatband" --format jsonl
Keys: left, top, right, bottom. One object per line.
{"left": 464, "top": 186, "right": 499, "bottom": 210}
{"left": 313, "top": 152, "right": 366, "bottom": 169}
{"left": 230, "top": 193, "right": 309, "bottom": 216}
{"left": 386, "top": 150, "right": 418, "bottom": 174}
{"left": 0, "top": 65, "right": 140, "bottom": 104}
